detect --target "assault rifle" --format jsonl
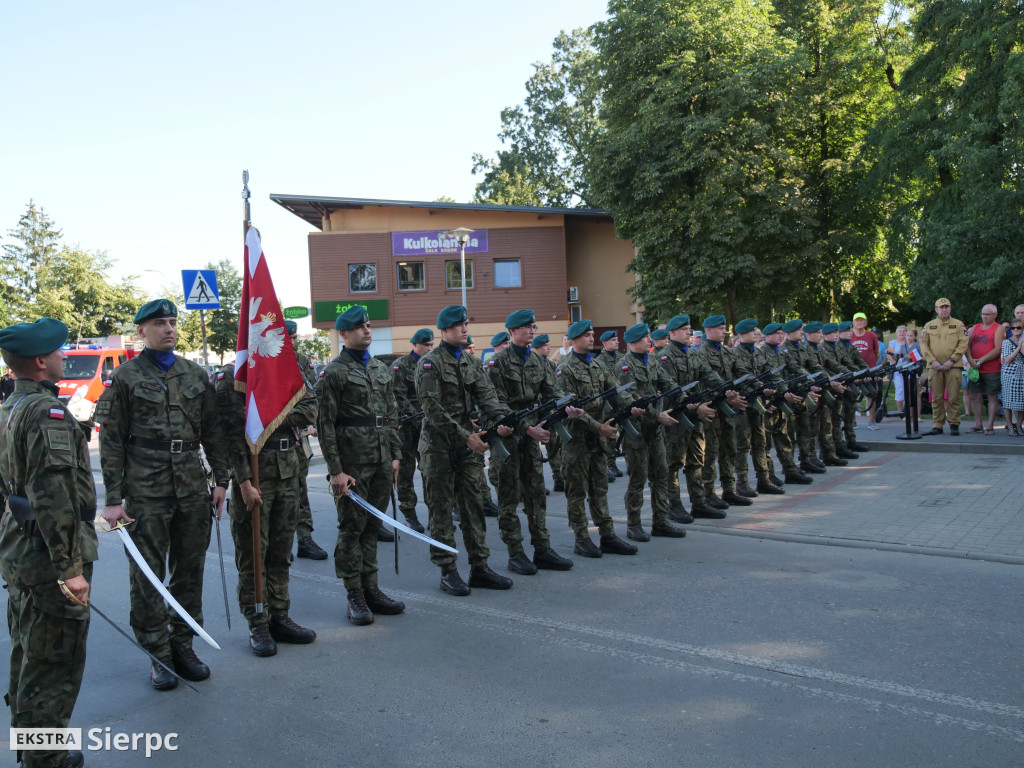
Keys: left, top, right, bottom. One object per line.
{"left": 608, "top": 385, "right": 683, "bottom": 439}
{"left": 543, "top": 382, "right": 635, "bottom": 443}
{"left": 770, "top": 371, "right": 825, "bottom": 415}
{"left": 398, "top": 410, "right": 425, "bottom": 426}
{"left": 666, "top": 376, "right": 747, "bottom": 430}
{"left": 731, "top": 366, "right": 786, "bottom": 417}
{"left": 482, "top": 393, "right": 576, "bottom": 461}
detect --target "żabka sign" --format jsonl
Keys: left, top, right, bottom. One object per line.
{"left": 392, "top": 230, "right": 489, "bottom": 256}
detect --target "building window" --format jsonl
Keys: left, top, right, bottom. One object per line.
{"left": 349, "top": 264, "right": 376, "bottom": 293}
{"left": 569, "top": 304, "right": 582, "bottom": 323}
{"left": 397, "top": 261, "right": 425, "bottom": 291}
{"left": 493, "top": 259, "right": 522, "bottom": 288}
{"left": 446, "top": 260, "right": 474, "bottom": 290}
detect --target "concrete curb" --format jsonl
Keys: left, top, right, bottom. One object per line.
{"left": 688, "top": 524, "right": 1024, "bottom": 566}
{"left": 860, "top": 439, "right": 1024, "bottom": 456}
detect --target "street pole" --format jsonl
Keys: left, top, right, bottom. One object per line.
{"left": 200, "top": 309, "right": 210, "bottom": 369}
{"left": 460, "top": 240, "right": 467, "bottom": 311}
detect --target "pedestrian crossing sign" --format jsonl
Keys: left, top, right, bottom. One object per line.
{"left": 181, "top": 270, "right": 220, "bottom": 310}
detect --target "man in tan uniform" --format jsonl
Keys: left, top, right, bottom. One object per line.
{"left": 920, "top": 297, "right": 969, "bottom": 436}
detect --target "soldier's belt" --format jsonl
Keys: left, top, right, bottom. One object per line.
{"left": 338, "top": 416, "right": 389, "bottom": 429}
{"left": 130, "top": 436, "right": 201, "bottom": 453}
{"left": 260, "top": 437, "right": 294, "bottom": 452}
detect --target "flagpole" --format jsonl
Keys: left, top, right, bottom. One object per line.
{"left": 243, "top": 169, "right": 265, "bottom": 615}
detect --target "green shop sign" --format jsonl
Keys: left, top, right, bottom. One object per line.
{"left": 314, "top": 299, "right": 389, "bottom": 323}
{"left": 283, "top": 306, "right": 310, "bottom": 319}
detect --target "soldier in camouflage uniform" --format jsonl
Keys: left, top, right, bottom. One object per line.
{"left": 0, "top": 319, "right": 96, "bottom": 768}
{"left": 531, "top": 334, "right": 564, "bottom": 492}
{"left": 415, "top": 305, "right": 515, "bottom": 596}
{"left": 837, "top": 321, "right": 870, "bottom": 452}
{"left": 556, "top": 320, "right": 637, "bottom": 557}
{"left": 316, "top": 306, "right": 404, "bottom": 626}
{"left": 489, "top": 311, "right": 574, "bottom": 575}
{"left": 697, "top": 315, "right": 752, "bottom": 508}
{"left": 391, "top": 329, "right": 434, "bottom": 533}
{"left": 652, "top": 314, "right": 722, "bottom": 521}
{"left": 97, "top": 300, "right": 229, "bottom": 690}
{"left": 217, "top": 363, "right": 318, "bottom": 655}
{"left": 614, "top": 323, "right": 688, "bottom": 541}
{"left": 595, "top": 331, "right": 624, "bottom": 482}
{"left": 800, "top": 322, "right": 850, "bottom": 467}
{"left": 778, "top": 319, "right": 827, "bottom": 476}
{"left": 482, "top": 331, "right": 510, "bottom": 514}
{"left": 760, "top": 323, "right": 813, "bottom": 485}
{"left": 286, "top": 321, "right": 328, "bottom": 561}
{"left": 820, "top": 323, "right": 862, "bottom": 461}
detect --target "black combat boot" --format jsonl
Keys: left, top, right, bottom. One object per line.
{"left": 800, "top": 461, "right": 826, "bottom": 475}
{"left": 403, "top": 513, "right": 426, "bottom": 533}
{"left": 651, "top": 521, "right": 687, "bottom": 538}
{"left": 706, "top": 493, "right": 730, "bottom": 510}
{"left": 722, "top": 489, "right": 753, "bottom": 506}
{"left": 756, "top": 476, "right": 785, "bottom": 495}
{"left": 821, "top": 455, "right": 848, "bottom": 467}
{"left": 848, "top": 440, "right": 869, "bottom": 452}
{"left": 346, "top": 588, "right": 375, "bottom": 626}
{"left": 600, "top": 533, "right": 638, "bottom": 555}
{"left": 552, "top": 475, "right": 565, "bottom": 493}
{"left": 769, "top": 473, "right": 785, "bottom": 487}
{"left": 691, "top": 498, "right": 727, "bottom": 519}
{"left": 297, "top": 536, "right": 328, "bottom": 560}
{"left": 534, "top": 547, "right": 573, "bottom": 570}
{"left": 736, "top": 481, "right": 759, "bottom": 498}
{"left": 606, "top": 468, "right": 617, "bottom": 483}
{"left": 608, "top": 461, "right": 623, "bottom": 478}
{"left": 171, "top": 644, "right": 210, "bottom": 681}
{"left": 836, "top": 446, "right": 859, "bottom": 460}
{"left": 440, "top": 569, "right": 471, "bottom": 596}
{"left": 626, "top": 524, "right": 650, "bottom": 542}
{"left": 249, "top": 622, "right": 278, "bottom": 657}
{"left": 785, "top": 471, "right": 814, "bottom": 484}
{"left": 469, "top": 564, "right": 513, "bottom": 590}
{"left": 364, "top": 585, "right": 405, "bottom": 615}
{"left": 508, "top": 551, "right": 539, "bottom": 575}
{"left": 483, "top": 497, "right": 499, "bottom": 517}
{"left": 377, "top": 527, "right": 395, "bottom": 542}
{"left": 151, "top": 656, "right": 178, "bottom": 690}
{"left": 574, "top": 536, "right": 602, "bottom": 558}
{"left": 668, "top": 499, "right": 693, "bottom": 524}
{"left": 270, "top": 614, "right": 317, "bottom": 643}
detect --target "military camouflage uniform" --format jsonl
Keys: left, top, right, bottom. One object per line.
{"left": 316, "top": 349, "right": 400, "bottom": 591}
{"left": 555, "top": 352, "right": 622, "bottom": 537}
{"left": 392, "top": 351, "right": 425, "bottom": 519}
{"left": 653, "top": 340, "right": 718, "bottom": 504}
{"left": 1, "top": 380, "right": 98, "bottom": 768}
{"left": 293, "top": 351, "right": 319, "bottom": 541}
{"left": 415, "top": 343, "right": 509, "bottom": 572}
{"left": 761, "top": 342, "right": 801, "bottom": 476}
{"left": 594, "top": 349, "right": 622, "bottom": 470}
{"left": 697, "top": 341, "right": 739, "bottom": 496}
{"left": 217, "top": 365, "right": 317, "bottom": 625}
{"left": 779, "top": 338, "right": 818, "bottom": 465}
{"left": 488, "top": 345, "right": 557, "bottom": 556}
{"left": 730, "top": 342, "right": 778, "bottom": 486}
{"left": 96, "top": 351, "right": 229, "bottom": 658}
{"left": 837, "top": 340, "right": 865, "bottom": 445}
{"left": 614, "top": 350, "right": 675, "bottom": 528}
{"left": 540, "top": 355, "right": 563, "bottom": 483}
{"left": 821, "top": 341, "right": 855, "bottom": 452}
{"left": 802, "top": 341, "right": 839, "bottom": 460}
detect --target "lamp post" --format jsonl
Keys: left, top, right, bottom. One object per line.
{"left": 451, "top": 227, "right": 473, "bottom": 311}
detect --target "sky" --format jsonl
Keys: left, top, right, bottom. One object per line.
{"left": 1, "top": 1, "right": 609, "bottom": 331}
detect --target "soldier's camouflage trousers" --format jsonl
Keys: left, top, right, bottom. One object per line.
{"left": 702, "top": 413, "right": 737, "bottom": 494}
{"left": 623, "top": 425, "right": 670, "bottom": 528}
{"left": 769, "top": 410, "right": 799, "bottom": 474}
{"left": 842, "top": 390, "right": 860, "bottom": 444}
{"left": 421, "top": 447, "right": 491, "bottom": 571}
{"left": 830, "top": 396, "right": 846, "bottom": 453}
{"left": 664, "top": 421, "right": 704, "bottom": 503}
{"left": 7, "top": 564, "right": 91, "bottom": 768}
{"left": 230, "top": 475, "right": 299, "bottom": 625}
{"left": 817, "top": 396, "right": 837, "bottom": 459}
{"left": 333, "top": 461, "right": 387, "bottom": 590}
{"left": 397, "top": 424, "right": 422, "bottom": 516}
{"left": 743, "top": 409, "right": 770, "bottom": 481}
{"left": 546, "top": 432, "right": 562, "bottom": 480}
{"left": 295, "top": 442, "right": 315, "bottom": 539}
{"left": 791, "top": 406, "right": 817, "bottom": 464}
{"left": 562, "top": 434, "right": 615, "bottom": 537}
{"left": 124, "top": 494, "right": 211, "bottom": 658}
{"left": 495, "top": 435, "right": 551, "bottom": 555}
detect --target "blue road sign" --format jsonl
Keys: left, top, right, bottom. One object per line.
{"left": 182, "top": 269, "right": 220, "bottom": 310}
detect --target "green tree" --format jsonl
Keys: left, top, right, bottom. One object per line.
{"left": 201, "top": 259, "right": 243, "bottom": 361}
{"left": 589, "top": 0, "right": 807, "bottom": 323}
{"left": 2, "top": 201, "right": 62, "bottom": 322}
{"left": 473, "top": 28, "right": 603, "bottom": 208}
{"left": 295, "top": 330, "right": 330, "bottom": 364}
{"left": 873, "top": 1, "right": 1024, "bottom": 318}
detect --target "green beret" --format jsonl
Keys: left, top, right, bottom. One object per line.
{"left": 285, "top": 320, "right": 298, "bottom": 335}
{"left": 335, "top": 305, "right": 369, "bottom": 330}
{"left": 734, "top": 318, "right": 758, "bottom": 335}
{"left": 490, "top": 331, "right": 510, "bottom": 347}
{"left": 410, "top": 328, "right": 434, "bottom": 344}
{"left": 665, "top": 315, "right": 690, "bottom": 331}
{"left": 838, "top": 321, "right": 853, "bottom": 332}
{"left": 822, "top": 323, "right": 839, "bottom": 334}
{"left": 623, "top": 323, "right": 650, "bottom": 343}
{"left": 804, "top": 321, "right": 824, "bottom": 334}
{"left": 781, "top": 319, "right": 803, "bottom": 333}
{"left": 650, "top": 329, "right": 668, "bottom": 340}
{"left": 437, "top": 305, "right": 468, "bottom": 329}
{"left": 702, "top": 314, "right": 726, "bottom": 329}
{"left": 466, "top": 335, "right": 475, "bottom": 345}
{"left": 134, "top": 299, "right": 178, "bottom": 324}
{"left": 600, "top": 331, "right": 617, "bottom": 342}
{"left": 531, "top": 334, "right": 550, "bottom": 349}
{"left": 567, "top": 319, "right": 592, "bottom": 339}
{"left": 0, "top": 318, "right": 68, "bottom": 357}
{"left": 762, "top": 322, "right": 783, "bottom": 335}
{"left": 505, "top": 309, "right": 535, "bottom": 329}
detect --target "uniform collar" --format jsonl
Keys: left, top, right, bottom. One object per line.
{"left": 12, "top": 379, "right": 59, "bottom": 398}
{"left": 510, "top": 343, "right": 530, "bottom": 362}
{"left": 572, "top": 351, "right": 592, "bottom": 363}
{"left": 141, "top": 346, "right": 176, "bottom": 371}
{"left": 343, "top": 346, "right": 370, "bottom": 366}
{"left": 740, "top": 342, "right": 755, "bottom": 353}
{"left": 441, "top": 340, "right": 462, "bottom": 360}
{"left": 670, "top": 339, "right": 687, "bottom": 353}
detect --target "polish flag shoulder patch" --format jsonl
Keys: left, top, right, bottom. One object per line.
{"left": 555, "top": 369, "right": 563, "bottom": 376}
{"left": 659, "top": 355, "right": 669, "bottom": 361}
{"left": 393, "top": 365, "right": 400, "bottom": 370}
{"left": 620, "top": 365, "right": 630, "bottom": 371}
{"left": 49, "top": 408, "right": 65, "bottom": 419}
{"left": 422, "top": 362, "right": 432, "bottom": 369}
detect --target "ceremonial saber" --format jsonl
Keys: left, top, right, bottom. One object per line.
{"left": 59, "top": 581, "right": 199, "bottom": 693}
{"left": 212, "top": 506, "right": 232, "bottom": 630}
{"left": 347, "top": 491, "right": 458, "bottom": 554}
{"left": 390, "top": 487, "right": 400, "bottom": 575}
{"left": 98, "top": 519, "right": 222, "bottom": 650}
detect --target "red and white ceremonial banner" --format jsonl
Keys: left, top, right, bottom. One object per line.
{"left": 234, "top": 227, "right": 305, "bottom": 453}
{"left": 908, "top": 349, "right": 923, "bottom": 363}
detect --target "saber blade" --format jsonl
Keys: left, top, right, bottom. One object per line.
{"left": 348, "top": 491, "right": 458, "bottom": 554}
{"left": 213, "top": 507, "right": 231, "bottom": 631}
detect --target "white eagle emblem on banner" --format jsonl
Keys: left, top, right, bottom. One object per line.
{"left": 247, "top": 296, "right": 285, "bottom": 366}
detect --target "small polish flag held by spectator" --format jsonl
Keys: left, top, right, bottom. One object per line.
{"left": 908, "top": 349, "right": 923, "bottom": 363}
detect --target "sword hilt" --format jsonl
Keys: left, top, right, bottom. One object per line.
{"left": 58, "top": 579, "right": 88, "bottom": 607}
{"left": 94, "top": 517, "right": 131, "bottom": 534}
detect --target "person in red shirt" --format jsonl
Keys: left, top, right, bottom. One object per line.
{"left": 849, "top": 312, "right": 881, "bottom": 426}
{"left": 966, "top": 304, "right": 1006, "bottom": 434}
